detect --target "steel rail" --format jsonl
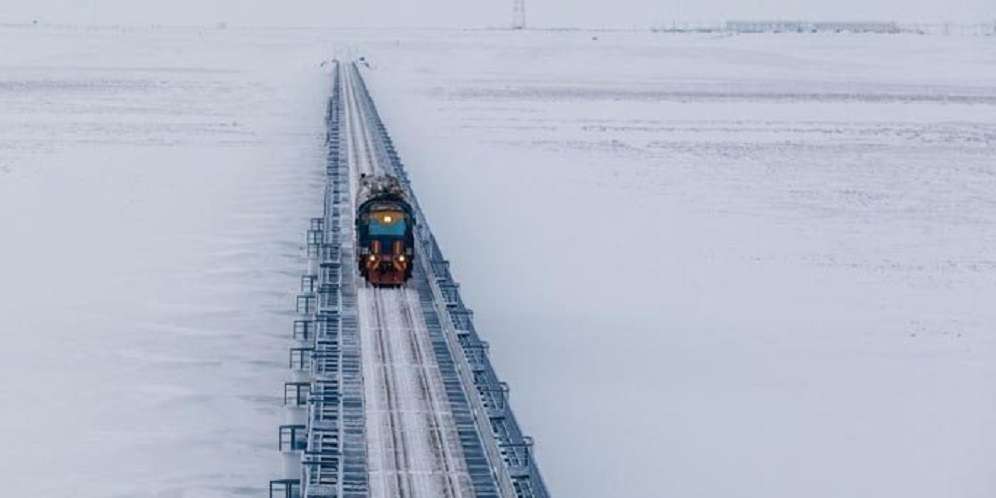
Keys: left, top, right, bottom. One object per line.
{"left": 398, "top": 288, "right": 467, "bottom": 498}
{"left": 370, "top": 287, "right": 416, "bottom": 497}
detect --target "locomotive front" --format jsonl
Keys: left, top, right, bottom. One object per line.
{"left": 355, "top": 175, "right": 415, "bottom": 286}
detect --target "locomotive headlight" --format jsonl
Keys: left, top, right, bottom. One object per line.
{"left": 368, "top": 255, "right": 376, "bottom": 262}
{"left": 398, "top": 255, "right": 406, "bottom": 262}
{"left": 383, "top": 215, "right": 393, "bottom": 223}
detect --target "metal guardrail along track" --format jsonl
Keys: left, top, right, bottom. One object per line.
{"left": 271, "top": 60, "right": 549, "bottom": 498}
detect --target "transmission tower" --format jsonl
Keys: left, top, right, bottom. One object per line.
{"left": 512, "top": 0, "right": 526, "bottom": 29}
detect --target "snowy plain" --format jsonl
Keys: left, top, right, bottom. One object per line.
{"left": 1, "top": 25, "right": 994, "bottom": 497}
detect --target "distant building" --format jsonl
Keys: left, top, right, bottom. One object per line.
{"left": 652, "top": 21, "right": 724, "bottom": 33}
{"left": 724, "top": 20, "right": 900, "bottom": 34}
{"left": 724, "top": 20, "right": 813, "bottom": 33}
{"left": 813, "top": 22, "right": 899, "bottom": 33}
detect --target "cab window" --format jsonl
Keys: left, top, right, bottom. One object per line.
{"left": 368, "top": 210, "right": 406, "bottom": 236}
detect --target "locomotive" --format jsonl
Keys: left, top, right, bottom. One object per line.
{"left": 355, "top": 174, "right": 415, "bottom": 286}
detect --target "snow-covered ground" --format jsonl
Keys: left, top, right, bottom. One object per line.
{"left": 0, "top": 26, "right": 331, "bottom": 497}
{"left": 1, "top": 25, "right": 994, "bottom": 497}
{"left": 363, "top": 31, "right": 996, "bottom": 498}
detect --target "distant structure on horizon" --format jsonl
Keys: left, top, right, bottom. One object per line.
{"left": 724, "top": 20, "right": 900, "bottom": 33}
{"left": 653, "top": 20, "right": 995, "bottom": 36}
{"left": 512, "top": 0, "right": 526, "bottom": 29}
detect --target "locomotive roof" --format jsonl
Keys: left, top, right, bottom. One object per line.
{"left": 358, "top": 174, "right": 405, "bottom": 199}
{"left": 357, "top": 174, "right": 413, "bottom": 215}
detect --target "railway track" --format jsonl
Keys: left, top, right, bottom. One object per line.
{"left": 362, "top": 287, "right": 472, "bottom": 498}
{"left": 272, "top": 60, "right": 548, "bottom": 498}
{"left": 345, "top": 60, "right": 472, "bottom": 498}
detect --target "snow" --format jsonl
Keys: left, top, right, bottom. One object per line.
{"left": 1, "top": 24, "right": 994, "bottom": 498}
{"left": 361, "top": 30, "right": 996, "bottom": 498}
{"left": 0, "top": 25, "right": 330, "bottom": 497}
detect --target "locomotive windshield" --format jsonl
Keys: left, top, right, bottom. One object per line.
{"left": 368, "top": 210, "right": 407, "bottom": 236}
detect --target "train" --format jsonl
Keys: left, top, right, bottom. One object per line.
{"left": 355, "top": 174, "right": 415, "bottom": 286}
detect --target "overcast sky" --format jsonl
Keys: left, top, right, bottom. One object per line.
{"left": 0, "top": 0, "right": 992, "bottom": 28}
